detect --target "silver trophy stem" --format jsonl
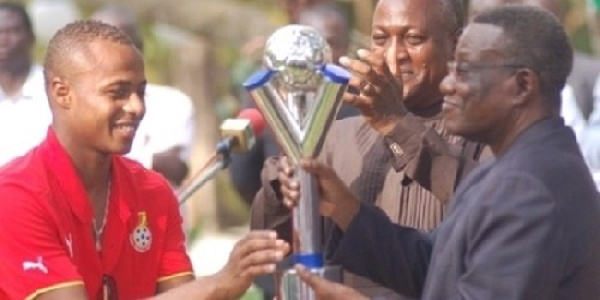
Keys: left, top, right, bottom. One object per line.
{"left": 293, "top": 167, "right": 322, "bottom": 258}
{"left": 285, "top": 168, "right": 323, "bottom": 300}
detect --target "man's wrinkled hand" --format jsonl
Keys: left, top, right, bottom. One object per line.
{"left": 280, "top": 157, "right": 360, "bottom": 230}
{"left": 276, "top": 156, "right": 297, "bottom": 209}
{"left": 339, "top": 48, "right": 407, "bottom": 135}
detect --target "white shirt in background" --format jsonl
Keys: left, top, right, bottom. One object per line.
{"left": 0, "top": 65, "right": 52, "bottom": 167}
{"left": 561, "top": 84, "right": 586, "bottom": 142}
{"left": 580, "top": 76, "right": 600, "bottom": 188}
{"left": 127, "top": 83, "right": 196, "bottom": 168}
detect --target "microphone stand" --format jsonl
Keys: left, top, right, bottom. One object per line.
{"left": 177, "top": 138, "right": 234, "bottom": 205}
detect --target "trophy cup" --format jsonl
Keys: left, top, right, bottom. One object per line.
{"left": 243, "top": 25, "right": 351, "bottom": 300}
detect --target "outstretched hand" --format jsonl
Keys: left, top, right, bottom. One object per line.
{"left": 214, "top": 230, "right": 290, "bottom": 299}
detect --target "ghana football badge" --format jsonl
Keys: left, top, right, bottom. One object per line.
{"left": 130, "top": 212, "right": 152, "bottom": 252}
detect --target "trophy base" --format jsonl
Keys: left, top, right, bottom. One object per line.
{"left": 277, "top": 265, "right": 343, "bottom": 300}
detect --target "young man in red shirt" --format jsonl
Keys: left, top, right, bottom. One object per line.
{"left": 0, "top": 20, "right": 289, "bottom": 300}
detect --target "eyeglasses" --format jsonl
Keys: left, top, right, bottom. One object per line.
{"left": 447, "top": 61, "right": 524, "bottom": 80}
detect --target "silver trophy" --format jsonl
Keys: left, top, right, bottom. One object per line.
{"left": 243, "top": 25, "right": 350, "bottom": 300}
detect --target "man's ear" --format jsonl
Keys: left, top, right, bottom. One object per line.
{"left": 513, "top": 69, "right": 538, "bottom": 106}
{"left": 49, "top": 77, "right": 71, "bottom": 109}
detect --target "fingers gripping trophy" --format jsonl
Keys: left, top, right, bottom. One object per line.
{"left": 243, "top": 25, "right": 351, "bottom": 300}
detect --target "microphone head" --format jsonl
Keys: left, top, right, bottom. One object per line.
{"left": 237, "top": 108, "right": 265, "bottom": 138}
{"left": 219, "top": 109, "right": 266, "bottom": 154}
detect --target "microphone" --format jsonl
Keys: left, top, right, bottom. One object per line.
{"left": 178, "top": 108, "right": 265, "bottom": 205}
{"left": 217, "top": 108, "right": 266, "bottom": 155}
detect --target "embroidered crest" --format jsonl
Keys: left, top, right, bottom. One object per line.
{"left": 130, "top": 212, "right": 152, "bottom": 252}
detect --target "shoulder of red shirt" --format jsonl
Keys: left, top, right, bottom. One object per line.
{"left": 0, "top": 148, "right": 48, "bottom": 195}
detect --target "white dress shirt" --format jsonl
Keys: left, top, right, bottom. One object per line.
{"left": 126, "top": 83, "right": 196, "bottom": 168}
{"left": 0, "top": 65, "right": 52, "bottom": 167}
{"left": 561, "top": 84, "right": 586, "bottom": 142}
{"left": 579, "top": 76, "right": 600, "bottom": 188}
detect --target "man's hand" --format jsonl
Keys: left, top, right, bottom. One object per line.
{"left": 278, "top": 156, "right": 360, "bottom": 231}
{"left": 276, "top": 156, "right": 298, "bottom": 208}
{"left": 214, "top": 230, "right": 290, "bottom": 299}
{"left": 295, "top": 265, "right": 368, "bottom": 300}
{"left": 339, "top": 48, "right": 407, "bottom": 135}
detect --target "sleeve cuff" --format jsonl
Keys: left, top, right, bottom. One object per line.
{"left": 331, "top": 203, "right": 386, "bottom": 267}
{"left": 157, "top": 271, "right": 194, "bottom": 283}
{"left": 383, "top": 114, "right": 428, "bottom": 172}
{"left": 250, "top": 156, "right": 293, "bottom": 242}
{"left": 25, "top": 280, "right": 84, "bottom": 300}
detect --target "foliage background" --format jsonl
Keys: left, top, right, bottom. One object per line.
{"left": 14, "top": 0, "right": 600, "bottom": 233}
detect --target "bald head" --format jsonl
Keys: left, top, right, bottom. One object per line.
{"left": 297, "top": 3, "right": 349, "bottom": 35}
{"left": 298, "top": 3, "right": 350, "bottom": 62}
{"left": 278, "top": 0, "right": 332, "bottom": 23}
{"left": 469, "top": 0, "right": 565, "bottom": 22}
{"left": 90, "top": 4, "right": 143, "bottom": 51}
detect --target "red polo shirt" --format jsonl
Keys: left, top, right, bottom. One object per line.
{"left": 0, "top": 129, "right": 193, "bottom": 300}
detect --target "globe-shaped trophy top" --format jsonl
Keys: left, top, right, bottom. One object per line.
{"left": 263, "top": 24, "right": 332, "bottom": 90}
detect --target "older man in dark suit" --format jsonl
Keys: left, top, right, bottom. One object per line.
{"left": 283, "top": 5, "right": 600, "bottom": 299}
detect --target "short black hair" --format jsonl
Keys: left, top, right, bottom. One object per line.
{"left": 0, "top": 2, "right": 34, "bottom": 37}
{"left": 43, "top": 20, "right": 137, "bottom": 86}
{"left": 473, "top": 5, "right": 573, "bottom": 101}
{"left": 375, "top": 0, "right": 466, "bottom": 37}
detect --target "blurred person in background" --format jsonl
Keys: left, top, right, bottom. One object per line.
{"left": 0, "top": 2, "right": 51, "bottom": 168}
{"left": 230, "top": 0, "right": 335, "bottom": 91}
{"left": 91, "top": 4, "right": 196, "bottom": 189}
{"left": 228, "top": 2, "right": 359, "bottom": 207}
{"left": 278, "top": 0, "right": 332, "bottom": 24}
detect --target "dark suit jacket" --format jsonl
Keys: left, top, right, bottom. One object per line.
{"left": 332, "top": 117, "right": 600, "bottom": 299}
